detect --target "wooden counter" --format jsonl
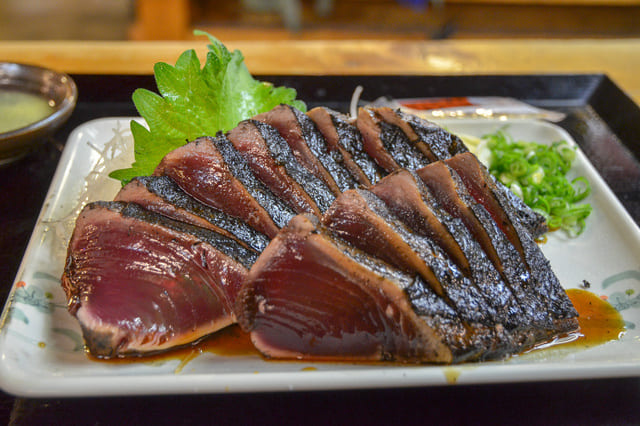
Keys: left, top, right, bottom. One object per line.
{"left": 0, "top": 39, "right": 638, "bottom": 105}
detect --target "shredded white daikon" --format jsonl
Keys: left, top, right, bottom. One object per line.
{"left": 349, "top": 85, "right": 363, "bottom": 119}
{"left": 42, "top": 122, "right": 135, "bottom": 260}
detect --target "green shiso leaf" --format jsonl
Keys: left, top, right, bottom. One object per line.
{"left": 109, "top": 31, "right": 306, "bottom": 184}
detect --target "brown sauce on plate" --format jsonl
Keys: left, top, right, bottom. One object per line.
{"left": 89, "top": 325, "right": 259, "bottom": 367}
{"left": 563, "top": 288, "right": 626, "bottom": 349}
{"left": 89, "top": 289, "right": 625, "bottom": 369}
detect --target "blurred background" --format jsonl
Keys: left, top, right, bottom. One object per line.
{"left": 0, "top": 0, "right": 639, "bottom": 41}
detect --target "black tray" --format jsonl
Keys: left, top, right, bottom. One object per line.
{"left": 0, "top": 74, "right": 639, "bottom": 424}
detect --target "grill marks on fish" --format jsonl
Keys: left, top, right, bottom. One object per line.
{"left": 369, "top": 108, "right": 433, "bottom": 171}
{"left": 61, "top": 202, "right": 253, "bottom": 358}
{"left": 415, "top": 162, "right": 576, "bottom": 333}
{"left": 307, "top": 107, "right": 383, "bottom": 187}
{"left": 115, "top": 175, "right": 269, "bottom": 253}
{"left": 369, "top": 170, "right": 529, "bottom": 332}
{"left": 397, "top": 109, "right": 469, "bottom": 159}
{"left": 154, "top": 136, "right": 293, "bottom": 239}
{"left": 227, "top": 119, "right": 334, "bottom": 214}
{"left": 445, "top": 151, "right": 548, "bottom": 240}
{"left": 255, "top": 104, "right": 358, "bottom": 195}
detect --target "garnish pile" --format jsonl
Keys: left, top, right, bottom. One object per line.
{"left": 479, "top": 129, "right": 592, "bottom": 237}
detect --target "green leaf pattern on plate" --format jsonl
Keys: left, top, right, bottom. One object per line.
{"left": 7, "top": 279, "right": 84, "bottom": 352}
{"left": 601, "top": 269, "right": 640, "bottom": 329}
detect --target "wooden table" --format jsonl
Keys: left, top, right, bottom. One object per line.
{"left": 0, "top": 39, "right": 639, "bottom": 105}
{"left": 0, "top": 39, "right": 639, "bottom": 424}
{"left": 129, "top": 0, "right": 640, "bottom": 40}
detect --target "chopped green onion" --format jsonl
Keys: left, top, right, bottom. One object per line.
{"left": 482, "top": 128, "right": 592, "bottom": 237}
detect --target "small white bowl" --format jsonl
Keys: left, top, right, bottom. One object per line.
{"left": 0, "top": 62, "right": 77, "bottom": 164}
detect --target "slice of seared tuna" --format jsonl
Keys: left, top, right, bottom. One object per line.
{"left": 445, "top": 151, "right": 547, "bottom": 239}
{"left": 367, "top": 107, "right": 437, "bottom": 169}
{"left": 370, "top": 169, "right": 470, "bottom": 275}
{"left": 369, "top": 170, "right": 529, "bottom": 332}
{"left": 61, "top": 202, "right": 257, "bottom": 358}
{"left": 322, "top": 188, "right": 515, "bottom": 332}
{"left": 392, "top": 108, "right": 468, "bottom": 159}
{"left": 255, "top": 104, "right": 358, "bottom": 194}
{"left": 416, "top": 162, "right": 578, "bottom": 334}
{"left": 237, "top": 215, "right": 536, "bottom": 363}
{"left": 307, "top": 107, "right": 384, "bottom": 186}
{"left": 227, "top": 119, "right": 334, "bottom": 215}
{"left": 115, "top": 175, "right": 269, "bottom": 252}
{"left": 154, "top": 136, "right": 294, "bottom": 238}
{"left": 235, "top": 214, "right": 452, "bottom": 363}
{"left": 446, "top": 155, "right": 575, "bottom": 321}
{"left": 356, "top": 107, "right": 402, "bottom": 173}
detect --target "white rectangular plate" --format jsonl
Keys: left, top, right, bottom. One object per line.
{"left": 0, "top": 117, "right": 639, "bottom": 397}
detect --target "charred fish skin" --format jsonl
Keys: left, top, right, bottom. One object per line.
{"left": 322, "top": 188, "right": 502, "bottom": 327}
{"left": 416, "top": 163, "right": 548, "bottom": 325}
{"left": 62, "top": 201, "right": 251, "bottom": 358}
{"left": 108, "top": 201, "right": 259, "bottom": 269}
{"left": 290, "top": 105, "right": 360, "bottom": 192}
{"left": 241, "top": 119, "right": 336, "bottom": 213}
{"left": 395, "top": 108, "right": 469, "bottom": 159}
{"left": 209, "top": 134, "right": 296, "bottom": 230}
{"left": 370, "top": 170, "right": 472, "bottom": 275}
{"left": 369, "top": 107, "right": 441, "bottom": 163}
{"left": 330, "top": 111, "right": 385, "bottom": 186}
{"left": 356, "top": 107, "right": 402, "bottom": 173}
{"left": 370, "top": 170, "right": 527, "bottom": 331}
{"left": 329, "top": 190, "right": 534, "bottom": 359}
{"left": 236, "top": 214, "right": 454, "bottom": 364}
{"left": 320, "top": 189, "right": 536, "bottom": 360}
{"left": 154, "top": 137, "right": 282, "bottom": 238}
{"left": 445, "top": 151, "right": 548, "bottom": 240}
{"left": 474, "top": 166, "right": 578, "bottom": 321}
{"left": 328, "top": 221, "right": 513, "bottom": 363}
{"left": 404, "top": 273, "right": 532, "bottom": 363}
{"left": 116, "top": 175, "right": 270, "bottom": 253}
{"left": 416, "top": 162, "right": 576, "bottom": 334}
{"left": 307, "top": 107, "right": 383, "bottom": 187}
{"left": 435, "top": 158, "right": 576, "bottom": 324}
{"left": 226, "top": 120, "right": 322, "bottom": 216}
{"left": 366, "top": 107, "right": 438, "bottom": 170}
{"left": 254, "top": 104, "right": 357, "bottom": 195}
{"left": 415, "top": 189, "right": 530, "bottom": 332}
{"left": 376, "top": 119, "right": 432, "bottom": 171}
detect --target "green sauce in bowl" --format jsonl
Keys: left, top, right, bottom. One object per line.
{"left": 0, "top": 90, "right": 55, "bottom": 134}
